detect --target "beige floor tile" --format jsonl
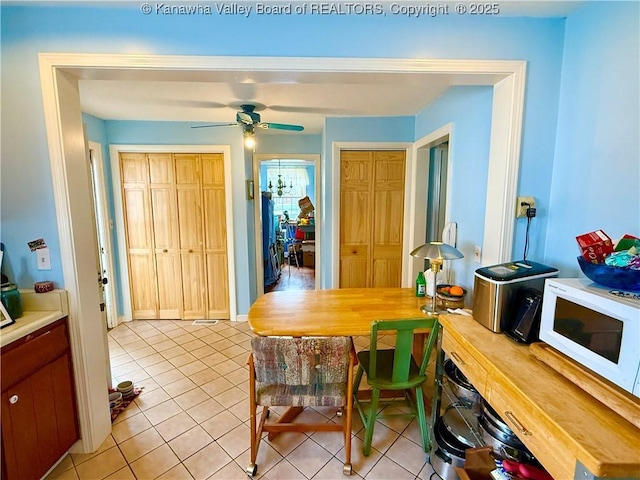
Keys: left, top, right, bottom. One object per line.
{"left": 417, "top": 460, "right": 437, "bottom": 480}
{"left": 189, "top": 366, "right": 221, "bottom": 386}
{"left": 134, "top": 386, "right": 171, "bottom": 411}
{"left": 186, "top": 397, "right": 225, "bottom": 423}
{"left": 70, "top": 434, "right": 116, "bottom": 466}
{"left": 143, "top": 399, "right": 184, "bottom": 425}
{"left": 216, "top": 423, "right": 250, "bottom": 459}
{"left": 155, "top": 411, "right": 198, "bottom": 441}
{"left": 224, "top": 367, "right": 249, "bottom": 387}
{"left": 163, "top": 376, "right": 198, "bottom": 398}
{"left": 214, "top": 386, "right": 247, "bottom": 408}
{"left": 287, "top": 437, "right": 333, "bottom": 478}
{"left": 178, "top": 359, "right": 209, "bottom": 376}
{"left": 384, "top": 435, "right": 428, "bottom": 475}
{"left": 111, "top": 412, "right": 153, "bottom": 443}
{"left": 200, "top": 351, "right": 228, "bottom": 367}
{"left": 259, "top": 459, "right": 306, "bottom": 480}
{"left": 163, "top": 347, "right": 198, "bottom": 368}
{"left": 227, "top": 397, "right": 250, "bottom": 422}
{"left": 173, "top": 386, "right": 210, "bottom": 410}
{"left": 129, "top": 444, "right": 180, "bottom": 480}
{"left": 167, "top": 425, "right": 213, "bottom": 460}
{"left": 155, "top": 463, "right": 195, "bottom": 480}
{"left": 44, "top": 454, "right": 75, "bottom": 479}
{"left": 75, "top": 446, "right": 127, "bottom": 480}
{"left": 190, "top": 344, "right": 216, "bottom": 358}
{"left": 183, "top": 442, "right": 232, "bottom": 479}
{"left": 364, "top": 455, "right": 415, "bottom": 479}
{"left": 154, "top": 339, "right": 180, "bottom": 352}
{"left": 200, "top": 376, "right": 234, "bottom": 397}
{"left": 104, "top": 465, "right": 137, "bottom": 479}
{"left": 154, "top": 368, "right": 187, "bottom": 387}
{"left": 144, "top": 360, "right": 176, "bottom": 377}
{"left": 200, "top": 410, "right": 242, "bottom": 440}
{"left": 135, "top": 352, "right": 166, "bottom": 368}
{"left": 181, "top": 338, "right": 207, "bottom": 351}
{"left": 118, "top": 427, "right": 165, "bottom": 463}
{"left": 219, "top": 344, "right": 248, "bottom": 359}
{"left": 126, "top": 345, "right": 155, "bottom": 359}
{"left": 207, "top": 460, "right": 251, "bottom": 479}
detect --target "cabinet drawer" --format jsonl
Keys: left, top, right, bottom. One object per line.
{"left": 488, "top": 383, "right": 574, "bottom": 480}
{"left": 1, "top": 318, "right": 69, "bottom": 390}
{"left": 442, "top": 329, "right": 488, "bottom": 396}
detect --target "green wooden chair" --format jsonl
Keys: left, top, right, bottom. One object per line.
{"left": 353, "top": 317, "right": 440, "bottom": 456}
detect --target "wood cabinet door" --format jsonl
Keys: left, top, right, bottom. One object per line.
{"left": 1, "top": 353, "right": 77, "bottom": 480}
{"left": 121, "top": 153, "right": 157, "bottom": 318}
{"left": 339, "top": 150, "right": 405, "bottom": 288}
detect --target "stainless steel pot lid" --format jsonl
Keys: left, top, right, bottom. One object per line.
{"left": 444, "top": 359, "right": 476, "bottom": 392}
{"left": 442, "top": 405, "right": 483, "bottom": 448}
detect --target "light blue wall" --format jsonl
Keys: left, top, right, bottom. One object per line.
{"left": 545, "top": 1, "right": 640, "bottom": 277}
{"left": 415, "top": 86, "right": 494, "bottom": 292}
{"left": 2, "top": 3, "right": 637, "bottom": 315}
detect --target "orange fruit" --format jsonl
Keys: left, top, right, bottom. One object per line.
{"left": 449, "top": 285, "right": 464, "bottom": 296}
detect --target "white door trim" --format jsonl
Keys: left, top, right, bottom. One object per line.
{"left": 38, "top": 53, "right": 525, "bottom": 452}
{"left": 109, "top": 144, "right": 237, "bottom": 323}
{"left": 406, "top": 124, "right": 454, "bottom": 286}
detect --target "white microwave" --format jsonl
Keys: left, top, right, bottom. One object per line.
{"left": 540, "top": 278, "right": 640, "bottom": 398}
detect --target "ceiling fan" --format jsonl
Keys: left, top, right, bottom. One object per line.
{"left": 191, "top": 104, "right": 304, "bottom": 134}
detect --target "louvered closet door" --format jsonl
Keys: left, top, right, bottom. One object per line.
{"left": 339, "top": 150, "right": 406, "bottom": 288}
{"left": 120, "top": 153, "right": 157, "bottom": 318}
{"left": 201, "top": 153, "right": 230, "bottom": 319}
{"left": 149, "top": 153, "right": 183, "bottom": 319}
{"left": 175, "top": 154, "right": 207, "bottom": 319}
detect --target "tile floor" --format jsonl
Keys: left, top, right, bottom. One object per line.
{"left": 45, "top": 319, "right": 439, "bottom": 480}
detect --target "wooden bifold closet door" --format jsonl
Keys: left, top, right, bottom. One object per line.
{"left": 339, "top": 150, "right": 406, "bottom": 288}
{"left": 120, "top": 152, "right": 230, "bottom": 320}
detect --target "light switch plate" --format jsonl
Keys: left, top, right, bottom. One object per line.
{"left": 36, "top": 248, "right": 52, "bottom": 270}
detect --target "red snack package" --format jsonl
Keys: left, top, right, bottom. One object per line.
{"left": 576, "top": 230, "right": 614, "bottom": 264}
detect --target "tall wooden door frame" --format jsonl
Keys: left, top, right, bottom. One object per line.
{"left": 252, "top": 153, "right": 321, "bottom": 296}
{"left": 109, "top": 144, "right": 237, "bottom": 322}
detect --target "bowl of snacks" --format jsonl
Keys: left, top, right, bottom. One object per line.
{"left": 577, "top": 256, "right": 640, "bottom": 292}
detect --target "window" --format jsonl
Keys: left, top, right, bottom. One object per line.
{"left": 266, "top": 166, "right": 309, "bottom": 216}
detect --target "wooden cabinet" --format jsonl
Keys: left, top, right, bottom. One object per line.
{"left": 1, "top": 317, "right": 78, "bottom": 480}
{"left": 339, "top": 150, "right": 405, "bottom": 288}
{"left": 120, "top": 152, "right": 230, "bottom": 320}
{"left": 438, "top": 314, "right": 640, "bottom": 480}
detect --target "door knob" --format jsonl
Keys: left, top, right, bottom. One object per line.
{"left": 101, "top": 277, "right": 108, "bottom": 285}
{"left": 9, "top": 395, "right": 18, "bottom": 404}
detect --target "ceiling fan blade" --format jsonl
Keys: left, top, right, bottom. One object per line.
{"left": 259, "top": 122, "right": 304, "bottom": 131}
{"left": 191, "top": 123, "right": 238, "bottom": 129}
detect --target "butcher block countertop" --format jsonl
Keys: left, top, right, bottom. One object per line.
{"left": 439, "top": 314, "right": 640, "bottom": 480}
{"left": 0, "top": 289, "right": 68, "bottom": 348}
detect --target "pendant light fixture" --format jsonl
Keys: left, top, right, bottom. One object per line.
{"left": 268, "top": 159, "right": 294, "bottom": 197}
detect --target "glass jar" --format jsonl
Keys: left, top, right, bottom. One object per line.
{"left": 1, "top": 283, "right": 23, "bottom": 319}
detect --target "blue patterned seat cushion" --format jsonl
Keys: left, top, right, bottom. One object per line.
{"left": 251, "top": 336, "right": 352, "bottom": 407}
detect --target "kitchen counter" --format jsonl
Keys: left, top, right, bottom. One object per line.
{"left": 0, "top": 289, "right": 68, "bottom": 348}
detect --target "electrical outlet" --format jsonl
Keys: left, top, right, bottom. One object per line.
{"left": 516, "top": 196, "right": 535, "bottom": 218}
{"left": 474, "top": 245, "right": 482, "bottom": 263}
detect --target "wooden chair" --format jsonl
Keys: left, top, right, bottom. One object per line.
{"left": 353, "top": 318, "right": 440, "bottom": 456}
{"left": 247, "top": 336, "right": 357, "bottom": 476}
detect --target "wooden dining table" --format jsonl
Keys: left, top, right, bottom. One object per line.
{"left": 247, "top": 287, "right": 433, "bottom": 337}
{"left": 247, "top": 287, "right": 441, "bottom": 435}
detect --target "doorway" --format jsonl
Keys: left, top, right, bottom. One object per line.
{"left": 88, "top": 141, "right": 118, "bottom": 330}
{"left": 253, "top": 154, "right": 320, "bottom": 295}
